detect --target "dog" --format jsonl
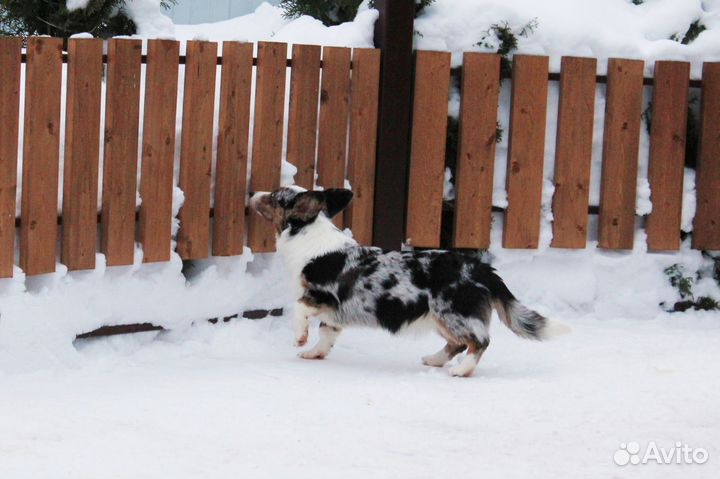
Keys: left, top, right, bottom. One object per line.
{"left": 249, "top": 186, "right": 568, "bottom": 377}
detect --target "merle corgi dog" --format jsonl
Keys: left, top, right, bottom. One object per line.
{"left": 249, "top": 186, "right": 568, "bottom": 377}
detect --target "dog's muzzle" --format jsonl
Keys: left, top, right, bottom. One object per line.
{"left": 248, "top": 191, "right": 269, "bottom": 213}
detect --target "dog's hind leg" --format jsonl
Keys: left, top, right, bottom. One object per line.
{"left": 449, "top": 336, "right": 490, "bottom": 377}
{"left": 422, "top": 342, "right": 467, "bottom": 367}
{"left": 299, "top": 322, "right": 342, "bottom": 360}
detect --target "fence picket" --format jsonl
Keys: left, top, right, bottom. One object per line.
{"left": 177, "top": 41, "right": 218, "bottom": 260}
{"left": 0, "top": 38, "right": 21, "bottom": 278}
{"left": 503, "top": 55, "right": 549, "bottom": 249}
{"left": 317, "top": 46, "right": 352, "bottom": 228}
{"left": 646, "top": 61, "right": 690, "bottom": 251}
{"left": 101, "top": 39, "right": 142, "bottom": 266}
{"left": 287, "top": 44, "right": 321, "bottom": 190}
{"left": 20, "top": 37, "right": 63, "bottom": 275}
{"left": 452, "top": 52, "right": 500, "bottom": 249}
{"left": 345, "top": 48, "right": 381, "bottom": 246}
{"left": 247, "top": 42, "right": 287, "bottom": 253}
{"left": 62, "top": 38, "right": 103, "bottom": 271}
{"left": 551, "top": 56, "right": 597, "bottom": 249}
{"left": 405, "top": 50, "right": 451, "bottom": 248}
{"left": 693, "top": 62, "right": 720, "bottom": 250}
{"left": 598, "top": 58, "right": 644, "bottom": 250}
{"left": 139, "top": 39, "right": 180, "bottom": 263}
{"left": 212, "top": 42, "right": 253, "bottom": 257}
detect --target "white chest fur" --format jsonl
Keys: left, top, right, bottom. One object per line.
{"left": 275, "top": 214, "right": 356, "bottom": 300}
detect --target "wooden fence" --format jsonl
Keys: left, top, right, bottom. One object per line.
{"left": 0, "top": 36, "right": 719, "bottom": 281}
{"left": 0, "top": 37, "right": 381, "bottom": 278}
{"left": 405, "top": 52, "right": 720, "bottom": 252}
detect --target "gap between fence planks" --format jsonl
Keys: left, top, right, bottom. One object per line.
{"left": 345, "top": 48, "right": 381, "bottom": 246}
{"left": 62, "top": 38, "right": 103, "bottom": 271}
{"left": 287, "top": 44, "right": 321, "bottom": 190}
{"left": 139, "top": 39, "right": 180, "bottom": 263}
{"left": 177, "top": 40, "right": 218, "bottom": 260}
{"left": 693, "top": 62, "right": 720, "bottom": 250}
{"left": 503, "top": 55, "right": 549, "bottom": 249}
{"left": 20, "top": 37, "right": 63, "bottom": 275}
{"left": 551, "top": 56, "right": 597, "bottom": 249}
{"left": 598, "top": 59, "right": 645, "bottom": 250}
{"left": 0, "top": 38, "right": 21, "bottom": 278}
{"left": 212, "top": 42, "right": 253, "bottom": 257}
{"left": 317, "top": 46, "right": 352, "bottom": 228}
{"left": 247, "top": 42, "right": 287, "bottom": 253}
{"left": 406, "top": 50, "right": 451, "bottom": 248}
{"left": 646, "top": 61, "right": 690, "bottom": 251}
{"left": 101, "top": 39, "right": 142, "bottom": 267}
{"left": 452, "top": 52, "right": 500, "bottom": 250}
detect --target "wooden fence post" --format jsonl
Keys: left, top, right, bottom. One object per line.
{"left": 372, "top": 0, "right": 415, "bottom": 250}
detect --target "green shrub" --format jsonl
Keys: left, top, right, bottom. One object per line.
{"left": 0, "top": 0, "right": 175, "bottom": 39}
{"left": 279, "top": 0, "right": 435, "bottom": 27}
{"left": 663, "top": 263, "right": 720, "bottom": 312}
{"left": 477, "top": 18, "right": 538, "bottom": 78}
{"left": 671, "top": 20, "right": 706, "bottom": 45}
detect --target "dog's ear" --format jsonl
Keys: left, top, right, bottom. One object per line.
{"left": 324, "top": 189, "right": 353, "bottom": 218}
{"left": 290, "top": 191, "right": 325, "bottom": 220}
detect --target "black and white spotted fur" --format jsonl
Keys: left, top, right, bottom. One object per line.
{"left": 249, "top": 187, "right": 569, "bottom": 377}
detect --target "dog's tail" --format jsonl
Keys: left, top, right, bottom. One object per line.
{"left": 481, "top": 267, "right": 571, "bottom": 340}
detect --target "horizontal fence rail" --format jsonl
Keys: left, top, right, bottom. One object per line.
{"left": 0, "top": 36, "right": 718, "bottom": 280}
{"left": 406, "top": 51, "right": 720, "bottom": 253}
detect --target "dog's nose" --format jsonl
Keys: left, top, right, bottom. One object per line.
{"left": 247, "top": 191, "right": 254, "bottom": 197}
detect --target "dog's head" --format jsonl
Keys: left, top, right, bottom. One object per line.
{"left": 248, "top": 187, "right": 353, "bottom": 235}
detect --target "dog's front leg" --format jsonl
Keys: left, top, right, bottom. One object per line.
{"left": 293, "top": 301, "right": 315, "bottom": 347}
{"left": 299, "top": 322, "right": 342, "bottom": 360}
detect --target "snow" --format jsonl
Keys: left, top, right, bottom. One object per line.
{"left": 127, "top": 2, "right": 377, "bottom": 51}
{"left": 65, "top": 0, "right": 91, "bottom": 11}
{"left": 1, "top": 312, "right": 719, "bottom": 477}
{"left": 415, "top": 0, "right": 720, "bottom": 77}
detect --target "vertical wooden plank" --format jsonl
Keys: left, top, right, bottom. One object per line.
{"left": 345, "top": 48, "right": 381, "bottom": 246}
{"left": 20, "top": 37, "right": 63, "bottom": 275}
{"left": 0, "top": 38, "right": 21, "bottom": 278}
{"left": 598, "top": 58, "right": 645, "bottom": 250}
{"left": 212, "top": 42, "right": 253, "bottom": 257}
{"left": 693, "top": 62, "right": 720, "bottom": 250}
{"left": 247, "top": 42, "right": 287, "bottom": 253}
{"left": 287, "top": 44, "right": 321, "bottom": 190}
{"left": 646, "top": 61, "right": 689, "bottom": 251}
{"left": 503, "top": 55, "right": 549, "bottom": 249}
{"left": 317, "top": 46, "right": 351, "bottom": 228}
{"left": 405, "top": 50, "right": 451, "bottom": 248}
{"left": 101, "top": 39, "right": 142, "bottom": 266}
{"left": 177, "top": 41, "right": 218, "bottom": 260}
{"left": 551, "top": 56, "right": 597, "bottom": 249}
{"left": 61, "top": 38, "right": 103, "bottom": 271}
{"left": 139, "top": 39, "right": 179, "bottom": 263}
{"left": 452, "top": 52, "right": 500, "bottom": 249}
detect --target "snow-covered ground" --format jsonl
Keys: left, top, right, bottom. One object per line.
{"left": 1, "top": 313, "right": 718, "bottom": 478}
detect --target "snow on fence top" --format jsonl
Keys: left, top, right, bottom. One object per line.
{"left": 0, "top": 36, "right": 718, "bottom": 280}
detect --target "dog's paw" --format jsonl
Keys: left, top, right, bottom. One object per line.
{"left": 448, "top": 365, "right": 474, "bottom": 378}
{"left": 294, "top": 334, "right": 308, "bottom": 348}
{"left": 298, "top": 350, "right": 326, "bottom": 360}
{"left": 421, "top": 354, "right": 447, "bottom": 368}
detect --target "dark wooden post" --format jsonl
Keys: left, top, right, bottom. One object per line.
{"left": 372, "top": 0, "right": 415, "bottom": 250}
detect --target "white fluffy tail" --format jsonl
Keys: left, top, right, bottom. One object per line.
{"left": 495, "top": 300, "right": 571, "bottom": 340}
{"left": 540, "top": 318, "right": 572, "bottom": 340}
